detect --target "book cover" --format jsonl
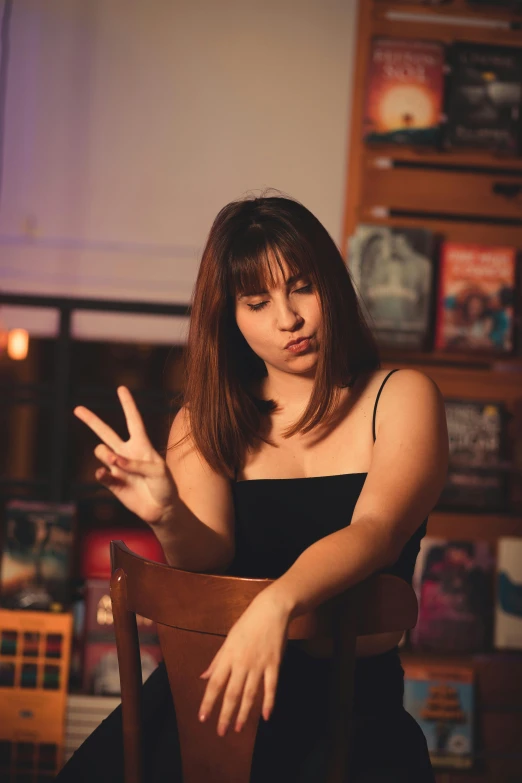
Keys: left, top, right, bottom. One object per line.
{"left": 434, "top": 242, "right": 516, "bottom": 354}
{"left": 445, "top": 42, "right": 522, "bottom": 154}
{"left": 81, "top": 578, "right": 162, "bottom": 695}
{"left": 0, "top": 501, "right": 76, "bottom": 611}
{"left": 404, "top": 663, "right": 475, "bottom": 769}
{"left": 495, "top": 537, "right": 522, "bottom": 650}
{"left": 412, "top": 538, "right": 494, "bottom": 653}
{"left": 363, "top": 38, "right": 445, "bottom": 146}
{"left": 0, "top": 608, "right": 73, "bottom": 775}
{"left": 439, "top": 399, "right": 509, "bottom": 511}
{"left": 348, "top": 224, "right": 435, "bottom": 349}
{"left": 80, "top": 527, "right": 166, "bottom": 580}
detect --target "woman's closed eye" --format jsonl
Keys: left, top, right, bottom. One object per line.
{"left": 246, "top": 284, "right": 313, "bottom": 312}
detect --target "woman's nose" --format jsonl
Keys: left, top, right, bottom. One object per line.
{"left": 276, "top": 300, "right": 303, "bottom": 331}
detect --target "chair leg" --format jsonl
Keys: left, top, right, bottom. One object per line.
{"left": 111, "top": 568, "right": 143, "bottom": 783}
{"left": 327, "top": 604, "right": 357, "bottom": 783}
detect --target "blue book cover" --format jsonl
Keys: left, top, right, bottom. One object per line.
{"left": 404, "top": 663, "right": 475, "bottom": 769}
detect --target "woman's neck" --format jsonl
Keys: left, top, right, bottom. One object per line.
{"left": 260, "top": 368, "right": 316, "bottom": 412}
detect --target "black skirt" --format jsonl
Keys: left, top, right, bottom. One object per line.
{"left": 57, "top": 645, "right": 435, "bottom": 783}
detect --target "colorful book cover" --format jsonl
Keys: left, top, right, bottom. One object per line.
{"left": 412, "top": 538, "right": 494, "bottom": 653}
{"left": 495, "top": 537, "right": 522, "bottom": 650}
{"left": 434, "top": 242, "right": 516, "bottom": 353}
{"left": 363, "top": 38, "right": 445, "bottom": 146}
{"left": 445, "top": 42, "right": 522, "bottom": 154}
{"left": 81, "top": 578, "right": 162, "bottom": 695}
{"left": 438, "top": 399, "right": 509, "bottom": 511}
{"left": 404, "top": 663, "right": 475, "bottom": 769}
{"left": 0, "top": 501, "right": 76, "bottom": 611}
{"left": 348, "top": 224, "right": 435, "bottom": 349}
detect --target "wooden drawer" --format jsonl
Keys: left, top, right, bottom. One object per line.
{"left": 360, "top": 163, "right": 522, "bottom": 221}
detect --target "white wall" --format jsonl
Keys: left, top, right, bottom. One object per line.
{"left": 0, "top": 0, "right": 358, "bottom": 340}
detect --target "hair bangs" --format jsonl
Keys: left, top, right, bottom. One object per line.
{"left": 227, "top": 227, "right": 316, "bottom": 300}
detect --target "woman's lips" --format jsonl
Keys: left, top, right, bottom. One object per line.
{"left": 286, "top": 337, "right": 312, "bottom": 354}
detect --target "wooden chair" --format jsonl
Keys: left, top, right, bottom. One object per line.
{"left": 110, "top": 540, "right": 418, "bottom": 783}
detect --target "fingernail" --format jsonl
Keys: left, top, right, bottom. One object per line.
{"left": 199, "top": 713, "right": 206, "bottom": 722}
{"left": 218, "top": 723, "right": 228, "bottom": 736}
{"left": 235, "top": 721, "right": 243, "bottom": 733}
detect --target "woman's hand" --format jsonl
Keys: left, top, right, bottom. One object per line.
{"left": 198, "top": 587, "right": 293, "bottom": 736}
{"left": 74, "top": 386, "right": 176, "bottom": 526}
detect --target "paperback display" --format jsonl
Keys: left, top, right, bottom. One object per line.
{"left": 439, "top": 399, "right": 509, "bottom": 511}
{"left": 445, "top": 42, "right": 522, "bottom": 154}
{"left": 434, "top": 242, "right": 516, "bottom": 354}
{"left": 0, "top": 500, "right": 76, "bottom": 611}
{"left": 412, "top": 538, "right": 494, "bottom": 653}
{"left": 404, "top": 663, "right": 475, "bottom": 769}
{"left": 495, "top": 537, "right": 522, "bottom": 650}
{"left": 348, "top": 224, "right": 435, "bottom": 349}
{"left": 363, "top": 38, "right": 445, "bottom": 145}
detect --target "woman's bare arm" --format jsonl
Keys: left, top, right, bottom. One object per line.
{"left": 159, "top": 407, "right": 235, "bottom": 572}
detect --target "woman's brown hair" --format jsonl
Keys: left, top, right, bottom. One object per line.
{"left": 181, "top": 194, "right": 380, "bottom": 478}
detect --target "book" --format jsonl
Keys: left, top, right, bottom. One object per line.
{"left": 411, "top": 538, "right": 494, "bottom": 653}
{"left": 0, "top": 608, "right": 73, "bottom": 776}
{"left": 81, "top": 578, "right": 162, "bottom": 695}
{"left": 348, "top": 224, "right": 435, "bottom": 349}
{"left": 445, "top": 42, "right": 522, "bottom": 154}
{"left": 495, "top": 537, "right": 522, "bottom": 650}
{"left": 404, "top": 663, "right": 475, "bottom": 769}
{"left": 80, "top": 527, "right": 166, "bottom": 579}
{"left": 63, "top": 694, "right": 121, "bottom": 765}
{"left": 434, "top": 242, "right": 516, "bottom": 354}
{"left": 439, "top": 399, "right": 509, "bottom": 511}
{"left": 363, "top": 37, "right": 445, "bottom": 146}
{"left": 0, "top": 501, "right": 76, "bottom": 611}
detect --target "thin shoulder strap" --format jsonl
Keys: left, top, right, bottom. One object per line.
{"left": 372, "top": 369, "right": 400, "bottom": 442}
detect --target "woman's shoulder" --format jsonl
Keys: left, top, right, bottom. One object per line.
{"left": 357, "top": 367, "right": 440, "bottom": 401}
{"left": 368, "top": 368, "right": 445, "bottom": 435}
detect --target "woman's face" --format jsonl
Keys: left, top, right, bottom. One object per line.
{"left": 234, "top": 258, "right": 322, "bottom": 378}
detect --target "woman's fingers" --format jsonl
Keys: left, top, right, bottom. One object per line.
{"left": 95, "top": 467, "right": 124, "bottom": 487}
{"left": 94, "top": 443, "right": 118, "bottom": 469}
{"left": 199, "top": 662, "right": 231, "bottom": 727}
{"left": 113, "top": 455, "right": 166, "bottom": 478}
{"left": 216, "top": 668, "right": 250, "bottom": 737}
{"left": 234, "top": 671, "right": 262, "bottom": 733}
{"left": 74, "top": 406, "right": 124, "bottom": 452}
{"left": 117, "top": 386, "right": 149, "bottom": 442}
{"left": 261, "top": 666, "right": 278, "bottom": 722}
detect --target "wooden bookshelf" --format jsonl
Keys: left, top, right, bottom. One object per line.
{"left": 343, "top": 2, "right": 522, "bottom": 780}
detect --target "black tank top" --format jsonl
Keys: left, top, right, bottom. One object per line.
{"left": 228, "top": 369, "right": 427, "bottom": 581}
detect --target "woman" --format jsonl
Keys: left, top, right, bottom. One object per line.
{"left": 59, "top": 195, "right": 448, "bottom": 782}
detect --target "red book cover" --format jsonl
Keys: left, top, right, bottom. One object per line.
{"left": 80, "top": 527, "right": 166, "bottom": 580}
{"left": 434, "top": 242, "right": 516, "bottom": 353}
{"left": 363, "top": 38, "right": 445, "bottom": 146}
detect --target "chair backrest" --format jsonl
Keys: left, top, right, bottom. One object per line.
{"left": 110, "top": 540, "right": 418, "bottom": 783}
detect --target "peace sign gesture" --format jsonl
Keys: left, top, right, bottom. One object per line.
{"left": 74, "top": 386, "right": 176, "bottom": 526}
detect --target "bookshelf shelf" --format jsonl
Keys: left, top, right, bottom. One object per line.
{"left": 344, "top": 4, "right": 522, "bottom": 778}
{"left": 372, "top": 1, "right": 522, "bottom": 47}
{"left": 382, "top": 349, "right": 522, "bottom": 371}
{"left": 428, "top": 511, "right": 522, "bottom": 541}
{"left": 363, "top": 144, "right": 522, "bottom": 172}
